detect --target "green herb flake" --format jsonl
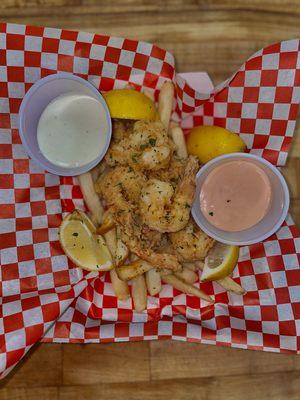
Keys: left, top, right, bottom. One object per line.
{"left": 72, "top": 232, "right": 79, "bottom": 237}
{"left": 149, "top": 138, "right": 156, "bottom": 147}
{"left": 131, "top": 153, "right": 138, "bottom": 163}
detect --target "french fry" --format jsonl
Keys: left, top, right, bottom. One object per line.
{"left": 91, "top": 167, "right": 100, "bottom": 183}
{"left": 143, "top": 89, "right": 155, "bottom": 102}
{"left": 175, "top": 267, "right": 198, "bottom": 284}
{"left": 115, "top": 226, "right": 129, "bottom": 266}
{"left": 96, "top": 210, "right": 115, "bottom": 235}
{"left": 216, "top": 277, "right": 246, "bottom": 295}
{"left": 131, "top": 274, "right": 147, "bottom": 312}
{"left": 158, "top": 81, "right": 174, "bottom": 131}
{"left": 170, "top": 126, "right": 188, "bottom": 159}
{"left": 115, "top": 238, "right": 129, "bottom": 266}
{"left": 169, "top": 120, "right": 179, "bottom": 129}
{"left": 196, "top": 261, "right": 245, "bottom": 295}
{"left": 117, "top": 259, "right": 153, "bottom": 281}
{"left": 90, "top": 162, "right": 106, "bottom": 183}
{"left": 145, "top": 268, "right": 161, "bottom": 296}
{"left": 78, "top": 172, "right": 103, "bottom": 225}
{"left": 104, "top": 229, "right": 130, "bottom": 301}
{"left": 110, "top": 268, "right": 130, "bottom": 301}
{"left": 162, "top": 274, "right": 213, "bottom": 303}
{"left": 103, "top": 228, "right": 117, "bottom": 257}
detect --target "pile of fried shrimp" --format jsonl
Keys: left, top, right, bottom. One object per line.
{"left": 78, "top": 82, "right": 245, "bottom": 311}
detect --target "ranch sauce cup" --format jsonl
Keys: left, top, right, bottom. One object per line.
{"left": 192, "top": 153, "right": 290, "bottom": 246}
{"left": 19, "top": 73, "right": 112, "bottom": 176}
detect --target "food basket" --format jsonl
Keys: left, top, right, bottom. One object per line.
{"left": 0, "top": 22, "right": 300, "bottom": 379}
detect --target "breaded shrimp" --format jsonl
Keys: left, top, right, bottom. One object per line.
{"left": 95, "top": 166, "right": 180, "bottom": 271}
{"left": 139, "top": 156, "right": 199, "bottom": 232}
{"left": 95, "top": 165, "right": 147, "bottom": 207}
{"left": 112, "top": 119, "right": 134, "bottom": 142}
{"left": 146, "top": 157, "right": 185, "bottom": 185}
{"left": 105, "top": 120, "right": 174, "bottom": 171}
{"left": 169, "top": 219, "right": 214, "bottom": 262}
{"left": 118, "top": 216, "right": 181, "bottom": 271}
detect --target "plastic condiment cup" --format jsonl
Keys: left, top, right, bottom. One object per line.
{"left": 192, "top": 153, "right": 290, "bottom": 246}
{"left": 19, "top": 72, "right": 112, "bottom": 176}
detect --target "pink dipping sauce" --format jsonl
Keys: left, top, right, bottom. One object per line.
{"left": 200, "top": 160, "right": 272, "bottom": 232}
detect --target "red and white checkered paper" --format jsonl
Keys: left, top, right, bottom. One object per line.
{"left": 0, "top": 23, "right": 300, "bottom": 379}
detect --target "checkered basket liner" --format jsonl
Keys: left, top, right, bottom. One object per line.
{"left": 0, "top": 23, "right": 300, "bottom": 379}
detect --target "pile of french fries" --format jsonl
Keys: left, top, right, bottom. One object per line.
{"left": 78, "top": 82, "right": 245, "bottom": 312}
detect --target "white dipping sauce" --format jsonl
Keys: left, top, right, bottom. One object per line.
{"left": 37, "top": 92, "right": 108, "bottom": 168}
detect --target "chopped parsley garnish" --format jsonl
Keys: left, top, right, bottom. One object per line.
{"left": 149, "top": 138, "right": 157, "bottom": 147}
{"left": 131, "top": 153, "right": 138, "bottom": 163}
{"left": 115, "top": 182, "right": 123, "bottom": 189}
{"left": 72, "top": 232, "right": 79, "bottom": 237}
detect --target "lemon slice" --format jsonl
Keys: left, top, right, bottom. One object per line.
{"left": 103, "top": 89, "right": 157, "bottom": 120}
{"left": 59, "top": 210, "right": 114, "bottom": 272}
{"left": 67, "top": 209, "right": 97, "bottom": 233}
{"left": 187, "top": 125, "right": 246, "bottom": 164}
{"left": 200, "top": 242, "right": 239, "bottom": 281}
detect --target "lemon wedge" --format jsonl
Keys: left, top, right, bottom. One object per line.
{"left": 187, "top": 125, "right": 246, "bottom": 164}
{"left": 69, "top": 209, "right": 97, "bottom": 233}
{"left": 200, "top": 242, "right": 239, "bottom": 282}
{"left": 59, "top": 210, "right": 114, "bottom": 272}
{"left": 103, "top": 89, "right": 157, "bottom": 120}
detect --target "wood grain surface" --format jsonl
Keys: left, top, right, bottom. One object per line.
{"left": 0, "top": 1, "right": 300, "bottom": 399}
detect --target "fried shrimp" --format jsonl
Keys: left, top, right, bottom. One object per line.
{"left": 105, "top": 120, "right": 174, "bottom": 170}
{"left": 112, "top": 119, "right": 134, "bottom": 142}
{"left": 146, "top": 157, "right": 185, "bottom": 185}
{"left": 95, "top": 165, "right": 147, "bottom": 208}
{"left": 118, "top": 219, "right": 181, "bottom": 271}
{"left": 169, "top": 219, "right": 215, "bottom": 262}
{"left": 139, "top": 155, "right": 199, "bottom": 232}
{"left": 95, "top": 166, "right": 180, "bottom": 271}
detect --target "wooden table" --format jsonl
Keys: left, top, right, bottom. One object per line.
{"left": 1, "top": 1, "right": 300, "bottom": 399}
